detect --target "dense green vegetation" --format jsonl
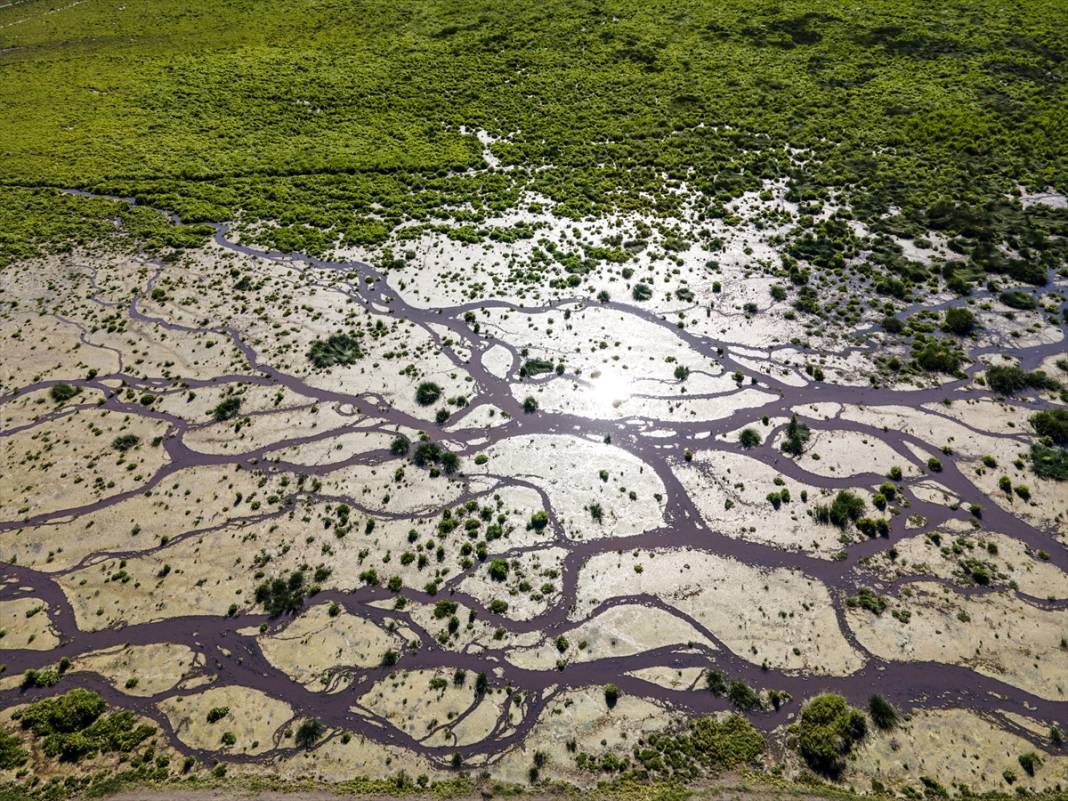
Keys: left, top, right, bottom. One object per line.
{"left": 14, "top": 689, "right": 154, "bottom": 763}
{"left": 1, "top": 0, "right": 1066, "bottom": 302}
{"left": 791, "top": 693, "right": 867, "bottom": 777}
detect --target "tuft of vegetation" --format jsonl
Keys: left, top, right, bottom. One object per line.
{"left": 415, "top": 382, "right": 442, "bottom": 406}
{"left": 986, "top": 365, "right": 1059, "bottom": 395}
{"left": 868, "top": 695, "right": 898, "bottom": 730}
{"left": 604, "top": 683, "right": 620, "bottom": 708}
{"left": 814, "top": 490, "right": 866, "bottom": 528}
{"left": 307, "top": 333, "right": 363, "bottom": 368}
{"left": 781, "top": 415, "right": 810, "bottom": 457}
{"left": 942, "top": 307, "right": 977, "bottom": 336}
{"left": 1031, "top": 409, "right": 1068, "bottom": 446}
{"left": 792, "top": 693, "right": 867, "bottom": 778}
{"left": 739, "top": 428, "right": 761, "bottom": 449}
{"left": 0, "top": 730, "right": 27, "bottom": 770}
{"left": 210, "top": 396, "right": 241, "bottom": 422}
{"left": 111, "top": 434, "right": 141, "bottom": 452}
{"left": 295, "top": 718, "right": 325, "bottom": 749}
{"left": 411, "top": 440, "right": 460, "bottom": 475}
{"left": 1030, "top": 443, "right": 1068, "bottom": 480}
{"left": 846, "top": 587, "right": 887, "bottom": 615}
{"left": 49, "top": 384, "right": 80, "bottom": 403}
{"left": 254, "top": 570, "right": 307, "bottom": 617}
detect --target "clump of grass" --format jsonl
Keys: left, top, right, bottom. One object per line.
{"left": 307, "top": 332, "right": 363, "bottom": 368}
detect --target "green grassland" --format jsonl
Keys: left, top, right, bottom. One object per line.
{"left": 1, "top": 0, "right": 1066, "bottom": 273}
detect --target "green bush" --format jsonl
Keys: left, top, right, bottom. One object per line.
{"left": 793, "top": 693, "right": 867, "bottom": 777}
{"left": 307, "top": 332, "right": 363, "bottom": 368}
{"left": 868, "top": 695, "right": 897, "bottom": 730}
{"left": 604, "top": 683, "right": 620, "bottom": 708}
{"left": 295, "top": 718, "right": 325, "bottom": 748}
{"left": 254, "top": 570, "right": 306, "bottom": 616}
{"left": 111, "top": 434, "right": 140, "bottom": 452}
{"left": 0, "top": 730, "right": 27, "bottom": 769}
{"left": 50, "top": 384, "right": 80, "bottom": 402}
{"left": 739, "top": 428, "right": 761, "bottom": 448}
{"left": 942, "top": 307, "right": 976, "bottom": 335}
{"left": 488, "top": 559, "right": 509, "bottom": 581}
{"left": 1030, "top": 444, "right": 1068, "bottom": 480}
{"left": 827, "top": 490, "right": 866, "bottom": 528}
{"left": 210, "top": 396, "right": 241, "bottom": 421}
{"left": 781, "top": 415, "right": 810, "bottom": 457}
{"left": 1031, "top": 409, "right": 1068, "bottom": 446}
{"left": 986, "top": 365, "right": 1059, "bottom": 395}
{"left": 521, "top": 358, "right": 554, "bottom": 376}
{"left": 998, "top": 290, "right": 1036, "bottom": 310}
{"left": 415, "top": 382, "right": 442, "bottom": 406}
{"left": 18, "top": 689, "right": 153, "bottom": 763}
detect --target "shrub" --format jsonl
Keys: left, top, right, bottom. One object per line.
{"left": 521, "top": 358, "right": 554, "bottom": 376}
{"left": 987, "top": 365, "right": 1059, "bottom": 395}
{"left": 295, "top": 718, "right": 325, "bottom": 749}
{"left": 211, "top": 396, "right": 241, "bottom": 421}
{"left": 50, "top": 383, "right": 80, "bottom": 402}
{"left": 682, "top": 714, "right": 764, "bottom": 770}
{"left": 415, "top": 382, "right": 442, "bottom": 406}
{"left": 999, "top": 290, "right": 1036, "bottom": 310}
{"left": 828, "top": 490, "right": 865, "bottom": 528}
{"left": 206, "top": 706, "right": 229, "bottom": 723}
{"left": 781, "top": 415, "right": 811, "bottom": 456}
{"left": 846, "top": 587, "right": 886, "bottom": 615}
{"left": 1031, "top": 409, "right": 1068, "bottom": 446}
{"left": 631, "top": 283, "right": 652, "bottom": 301}
{"left": 1030, "top": 444, "right": 1068, "bottom": 480}
{"left": 706, "top": 669, "right": 728, "bottom": 695}
{"left": 390, "top": 434, "right": 410, "bottom": 456}
{"left": 20, "top": 689, "right": 105, "bottom": 737}
{"left": 111, "top": 434, "right": 140, "bottom": 452}
{"left": 411, "top": 440, "right": 459, "bottom": 475}
{"left": 793, "top": 693, "right": 867, "bottom": 777}
{"left": 868, "top": 695, "right": 897, "bottom": 730}
{"left": 254, "top": 570, "right": 306, "bottom": 617}
{"left": 21, "top": 668, "right": 60, "bottom": 690}
{"left": 307, "top": 333, "right": 363, "bottom": 368}
{"left": 488, "top": 559, "right": 509, "bottom": 581}
{"left": 727, "top": 680, "right": 762, "bottom": 711}
{"left": 881, "top": 316, "right": 904, "bottom": 334}
{"left": 528, "top": 511, "right": 549, "bottom": 530}
{"left": 523, "top": 395, "right": 539, "bottom": 413}
{"left": 1018, "top": 751, "right": 1041, "bottom": 776}
{"left": 18, "top": 689, "right": 153, "bottom": 763}
{"left": 739, "top": 428, "right": 762, "bottom": 448}
{"left": 915, "top": 340, "right": 962, "bottom": 374}
{"left": 604, "top": 683, "right": 620, "bottom": 708}
{"left": 0, "top": 731, "right": 27, "bottom": 769}
{"left": 942, "top": 307, "right": 976, "bottom": 335}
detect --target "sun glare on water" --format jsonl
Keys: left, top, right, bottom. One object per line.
{"left": 586, "top": 369, "right": 634, "bottom": 415}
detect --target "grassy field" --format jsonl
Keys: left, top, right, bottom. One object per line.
{"left": 1, "top": 0, "right": 1066, "bottom": 267}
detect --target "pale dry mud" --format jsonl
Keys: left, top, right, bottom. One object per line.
{"left": 845, "top": 708, "right": 1068, "bottom": 795}
{"left": 1, "top": 189, "right": 1067, "bottom": 796}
